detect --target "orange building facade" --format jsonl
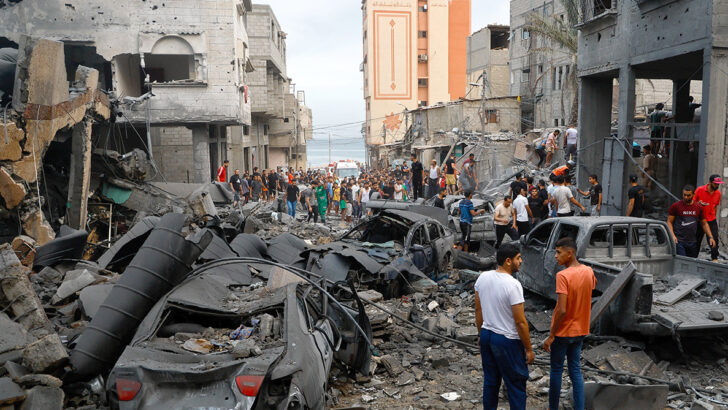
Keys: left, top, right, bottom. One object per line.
{"left": 362, "top": 0, "right": 471, "bottom": 148}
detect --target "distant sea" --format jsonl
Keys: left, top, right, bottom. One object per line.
{"left": 306, "top": 136, "right": 365, "bottom": 168}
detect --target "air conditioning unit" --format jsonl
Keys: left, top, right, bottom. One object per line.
{"left": 418, "top": 54, "right": 428, "bottom": 62}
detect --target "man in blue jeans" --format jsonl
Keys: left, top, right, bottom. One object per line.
{"left": 285, "top": 178, "right": 300, "bottom": 219}
{"left": 474, "top": 243, "right": 534, "bottom": 410}
{"left": 543, "top": 237, "right": 596, "bottom": 410}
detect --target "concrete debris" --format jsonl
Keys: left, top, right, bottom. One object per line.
{"left": 0, "top": 244, "right": 53, "bottom": 336}
{"left": 10, "top": 235, "right": 35, "bottom": 267}
{"left": 21, "top": 334, "right": 67, "bottom": 373}
{"left": 0, "top": 166, "right": 26, "bottom": 210}
{"left": 20, "top": 209, "right": 54, "bottom": 246}
{"left": 0, "top": 377, "right": 25, "bottom": 405}
{"left": 50, "top": 269, "right": 101, "bottom": 304}
{"left": 19, "top": 386, "right": 63, "bottom": 410}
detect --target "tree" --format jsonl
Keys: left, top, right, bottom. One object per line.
{"left": 526, "top": 0, "right": 580, "bottom": 125}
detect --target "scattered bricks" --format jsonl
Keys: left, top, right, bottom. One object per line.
{"left": 437, "top": 314, "right": 458, "bottom": 335}
{"left": 0, "top": 167, "right": 26, "bottom": 210}
{"left": 0, "top": 245, "right": 53, "bottom": 336}
{"left": 454, "top": 326, "right": 479, "bottom": 343}
{"left": 21, "top": 209, "right": 55, "bottom": 246}
{"left": 0, "top": 377, "right": 25, "bottom": 405}
{"left": 379, "top": 354, "right": 404, "bottom": 377}
{"left": 10, "top": 236, "right": 36, "bottom": 267}
{"left": 19, "top": 386, "right": 64, "bottom": 410}
{"left": 21, "top": 334, "right": 68, "bottom": 373}
{"left": 0, "top": 122, "right": 24, "bottom": 161}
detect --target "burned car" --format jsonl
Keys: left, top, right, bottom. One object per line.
{"left": 106, "top": 260, "right": 372, "bottom": 409}
{"left": 425, "top": 195, "right": 496, "bottom": 243}
{"left": 303, "top": 210, "right": 454, "bottom": 297}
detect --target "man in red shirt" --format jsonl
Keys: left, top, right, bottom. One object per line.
{"left": 217, "top": 160, "right": 229, "bottom": 183}
{"left": 694, "top": 175, "right": 723, "bottom": 262}
{"left": 543, "top": 237, "right": 596, "bottom": 410}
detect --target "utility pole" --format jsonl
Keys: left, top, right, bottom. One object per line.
{"left": 480, "top": 71, "right": 487, "bottom": 137}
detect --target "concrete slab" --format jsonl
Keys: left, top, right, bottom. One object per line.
{"left": 0, "top": 377, "right": 25, "bottom": 405}
{"left": 19, "top": 386, "right": 63, "bottom": 410}
{"left": 584, "top": 382, "right": 668, "bottom": 410}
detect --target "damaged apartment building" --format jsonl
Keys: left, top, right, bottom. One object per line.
{"left": 0, "top": 0, "right": 311, "bottom": 183}
{"left": 510, "top": 0, "right": 702, "bottom": 131}
{"left": 576, "top": 0, "right": 728, "bottom": 247}
{"left": 248, "top": 5, "right": 312, "bottom": 171}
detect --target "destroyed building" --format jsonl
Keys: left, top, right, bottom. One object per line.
{"left": 374, "top": 97, "right": 521, "bottom": 169}
{"left": 466, "top": 24, "right": 510, "bottom": 100}
{"left": 576, "top": 0, "right": 728, "bottom": 248}
{"left": 0, "top": 0, "right": 313, "bottom": 180}
{"left": 247, "top": 4, "right": 312, "bottom": 171}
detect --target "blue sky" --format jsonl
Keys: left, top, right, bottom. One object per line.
{"left": 268, "top": 1, "right": 510, "bottom": 143}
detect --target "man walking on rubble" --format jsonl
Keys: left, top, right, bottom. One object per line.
{"left": 285, "top": 178, "right": 300, "bottom": 219}
{"left": 316, "top": 180, "right": 328, "bottom": 223}
{"left": 459, "top": 190, "right": 485, "bottom": 252}
{"left": 577, "top": 174, "right": 602, "bottom": 216}
{"left": 410, "top": 153, "right": 424, "bottom": 200}
{"left": 443, "top": 153, "right": 458, "bottom": 195}
{"left": 229, "top": 169, "right": 244, "bottom": 207}
{"left": 667, "top": 185, "right": 716, "bottom": 258}
{"left": 695, "top": 175, "right": 723, "bottom": 262}
{"left": 494, "top": 196, "right": 519, "bottom": 248}
{"left": 474, "top": 243, "right": 534, "bottom": 410}
{"left": 626, "top": 175, "right": 646, "bottom": 217}
{"left": 543, "top": 237, "right": 596, "bottom": 410}
{"left": 302, "top": 181, "right": 318, "bottom": 223}
{"left": 552, "top": 175, "right": 585, "bottom": 217}
{"left": 217, "top": 160, "right": 229, "bottom": 183}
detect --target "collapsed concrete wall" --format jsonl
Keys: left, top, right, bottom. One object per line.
{"left": 0, "top": 35, "right": 109, "bottom": 244}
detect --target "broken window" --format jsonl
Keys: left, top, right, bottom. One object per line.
{"left": 594, "top": 0, "right": 613, "bottom": 15}
{"left": 555, "top": 224, "right": 579, "bottom": 244}
{"left": 521, "top": 69, "right": 530, "bottom": 83}
{"left": 145, "top": 54, "right": 195, "bottom": 83}
{"left": 522, "top": 29, "right": 530, "bottom": 40}
{"left": 427, "top": 223, "right": 440, "bottom": 241}
{"left": 528, "top": 221, "right": 554, "bottom": 246}
{"left": 490, "top": 30, "right": 509, "bottom": 50}
{"left": 418, "top": 31, "right": 428, "bottom": 38}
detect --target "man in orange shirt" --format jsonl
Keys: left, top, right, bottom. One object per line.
{"left": 543, "top": 237, "right": 596, "bottom": 410}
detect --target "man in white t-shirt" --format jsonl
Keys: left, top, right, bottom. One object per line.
{"left": 474, "top": 243, "right": 534, "bottom": 410}
{"left": 351, "top": 181, "right": 360, "bottom": 219}
{"left": 512, "top": 187, "right": 534, "bottom": 236}
{"left": 552, "top": 175, "right": 585, "bottom": 217}
{"left": 494, "top": 196, "right": 519, "bottom": 248}
{"left": 564, "top": 125, "right": 578, "bottom": 160}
